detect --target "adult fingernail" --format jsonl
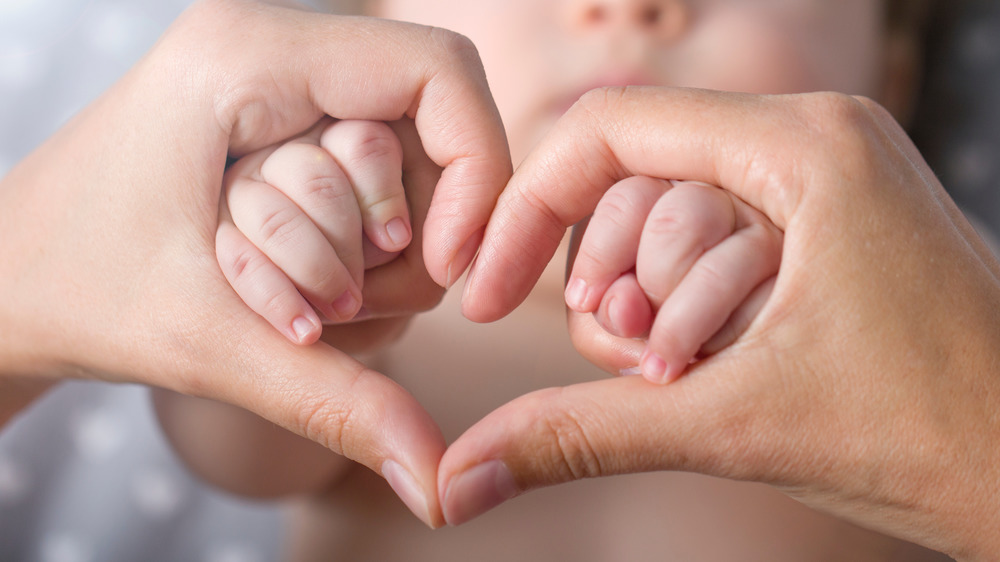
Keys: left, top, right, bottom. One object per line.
{"left": 619, "top": 365, "right": 643, "bottom": 377}
{"left": 331, "top": 290, "right": 359, "bottom": 320}
{"left": 446, "top": 229, "right": 484, "bottom": 289}
{"left": 565, "top": 278, "right": 590, "bottom": 311}
{"left": 443, "top": 460, "right": 519, "bottom": 526}
{"left": 385, "top": 217, "right": 411, "bottom": 249}
{"left": 382, "top": 460, "right": 435, "bottom": 529}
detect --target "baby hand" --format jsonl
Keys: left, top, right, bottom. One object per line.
{"left": 566, "top": 178, "right": 783, "bottom": 384}
{"left": 216, "top": 118, "right": 412, "bottom": 345}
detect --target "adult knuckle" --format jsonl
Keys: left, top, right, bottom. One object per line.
{"left": 798, "top": 92, "right": 876, "bottom": 151}
{"left": 515, "top": 182, "right": 571, "bottom": 233}
{"left": 292, "top": 368, "right": 366, "bottom": 453}
{"left": 429, "top": 26, "right": 481, "bottom": 66}
{"left": 575, "top": 86, "right": 621, "bottom": 116}
{"left": 540, "top": 400, "right": 605, "bottom": 481}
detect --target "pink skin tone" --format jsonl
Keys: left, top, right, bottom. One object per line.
{"left": 218, "top": 118, "right": 413, "bottom": 345}
{"left": 1, "top": 0, "right": 524, "bottom": 531}
{"left": 565, "top": 177, "right": 782, "bottom": 383}
{"left": 241, "top": 0, "right": 888, "bottom": 358}
{"left": 202, "top": 0, "right": 935, "bottom": 542}
{"left": 374, "top": 0, "right": 887, "bottom": 164}
{"left": 370, "top": 0, "right": 890, "bottom": 381}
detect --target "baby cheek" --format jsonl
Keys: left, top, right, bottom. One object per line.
{"left": 680, "top": 15, "right": 830, "bottom": 95}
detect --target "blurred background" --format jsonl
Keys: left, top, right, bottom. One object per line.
{"left": 1, "top": 1, "right": 999, "bottom": 561}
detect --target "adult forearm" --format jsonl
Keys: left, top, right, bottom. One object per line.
{"left": 0, "top": 160, "right": 63, "bottom": 427}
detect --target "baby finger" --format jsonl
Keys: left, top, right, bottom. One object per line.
{"left": 566, "top": 176, "right": 667, "bottom": 313}
{"left": 321, "top": 120, "right": 412, "bottom": 253}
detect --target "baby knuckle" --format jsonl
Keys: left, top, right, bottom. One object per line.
{"left": 225, "top": 244, "right": 266, "bottom": 281}
{"left": 692, "top": 260, "right": 729, "bottom": 294}
{"left": 596, "top": 188, "right": 639, "bottom": 224}
{"left": 339, "top": 122, "right": 401, "bottom": 164}
{"left": 300, "top": 176, "right": 356, "bottom": 212}
{"left": 267, "top": 143, "right": 329, "bottom": 182}
{"left": 299, "top": 262, "right": 344, "bottom": 298}
{"left": 645, "top": 204, "right": 701, "bottom": 239}
{"left": 258, "top": 207, "right": 305, "bottom": 248}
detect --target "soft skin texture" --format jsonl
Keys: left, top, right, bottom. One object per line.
{"left": 154, "top": 0, "right": 949, "bottom": 556}
{"left": 375, "top": 0, "right": 895, "bottom": 164}
{"left": 447, "top": 87, "right": 1000, "bottom": 559}
{"left": 218, "top": 117, "right": 413, "bottom": 344}
{"left": 565, "top": 177, "right": 784, "bottom": 383}
{"left": 0, "top": 0, "right": 512, "bottom": 529}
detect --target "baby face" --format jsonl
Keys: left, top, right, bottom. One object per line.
{"left": 373, "top": 0, "right": 888, "bottom": 163}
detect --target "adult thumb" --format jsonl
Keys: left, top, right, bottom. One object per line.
{"left": 181, "top": 296, "right": 449, "bottom": 527}
{"left": 436, "top": 353, "right": 773, "bottom": 526}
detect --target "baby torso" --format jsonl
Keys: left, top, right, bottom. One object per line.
{"left": 286, "top": 245, "right": 950, "bottom": 562}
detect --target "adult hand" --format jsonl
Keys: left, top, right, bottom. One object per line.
{"left": 0, "top": 0, "right": 511, "bottom": 528}
{"left": 446, "top": 87, "right": 1000, "bottom": 559}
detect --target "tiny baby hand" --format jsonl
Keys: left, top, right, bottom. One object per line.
{"left": 565, "top": 177, "right": 782, "bottom": 383}
{"left": 217, "top": 118, "right": 412, "bottom": 344}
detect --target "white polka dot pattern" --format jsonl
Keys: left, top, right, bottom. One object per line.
{"left": 0, "top": 455, "right": 31, "bottom": 505}
{"left": 72, "top": 409, "right": 128, "bottom": 462}
{"left": 40, "top": 533, "right": 93, "bottom": 562}
{"left": 130, "top": 466, "right": 186, "bottom": 518}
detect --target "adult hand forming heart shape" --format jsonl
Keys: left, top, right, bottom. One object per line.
{"left": 0, "top": 0, "right": 508, "bottom": 531}
{"left": 3, "top": 3, "right": 1000, "bottom": 559}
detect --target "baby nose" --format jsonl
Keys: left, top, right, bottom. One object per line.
{"left": 571, "top": 0, "right": 690, "bottom": 39}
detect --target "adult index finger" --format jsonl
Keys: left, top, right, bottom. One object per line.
{"left": 176, "top": 1, "right": 512, "bottom": 289}
{"left": 461, "top": 87, "right": 810, "bottom": 323}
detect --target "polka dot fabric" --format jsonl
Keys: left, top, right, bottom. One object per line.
{"left": 0, "top": 384, "right": 283, "bottom": 562}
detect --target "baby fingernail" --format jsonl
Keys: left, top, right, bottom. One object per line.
{"left": 640, "top": 349, "right": 668, "bottom": 383}
{"left": 443, "top": 460, "right": 519, "bottom": 526}
{"left": 291, "top": 316, "right": 316, "bottom": 343}
{"left": 382, "top": 460, "right": 435, "bottom": 529}
{"left": 619, "top": 365, "right": 643, "bottom": 377}
{"left": 565, "top": 278, "right": 590, "bottom": 311}
{"left": 385, "top": 217, "right": 411, "bottom": 249}
{"left": 332, "top": 290, "right": 359, "bottom": 320}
